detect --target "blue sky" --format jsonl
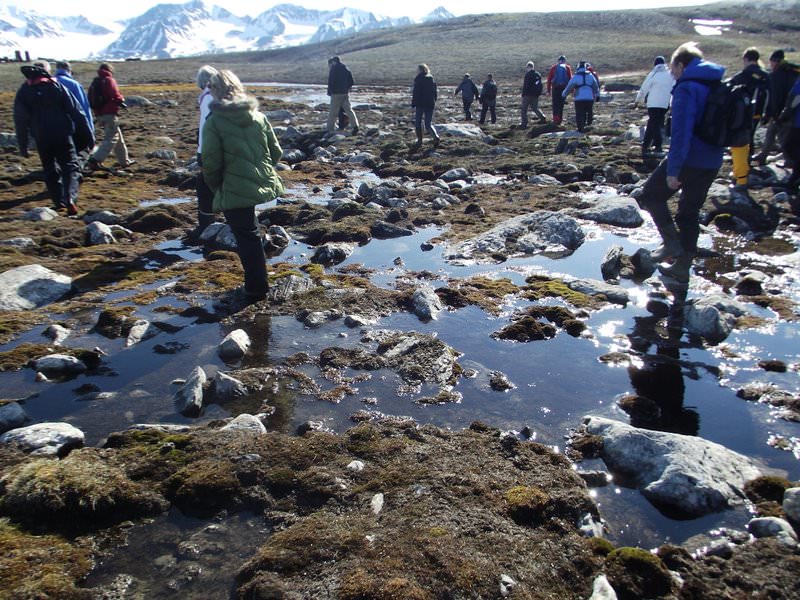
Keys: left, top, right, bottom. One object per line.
{"left": 1, "top": 0, "right": 718, "bottom": 21}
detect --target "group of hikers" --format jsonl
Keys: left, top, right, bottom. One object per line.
{"left": 11, "top": 42, "right": 800, "bottom": 301}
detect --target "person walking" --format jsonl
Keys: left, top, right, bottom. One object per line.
{"left": 326, "top": 56, "right": 359, "bottom": 135}
{"left": 188, "top": 64, "right": 218, "bottom": 242}
{"left": 754, "top": 49, "right": 799, "bottom": 166}
{"left": 454, "top": 73, "right": 479, "bottom": 121}
{"left": 562, "top": 61, "right": 599, "bottom": 133}
{"left": 13, "top": 60, "right": 93, "bottom": 216}
{"left": 781, "top": 76, "right": 800, "bottom": 195}
{"left": 201, "top": 70, "right": 284, "bottom": 304}
{"left": 478, "top": 73, "right": 498, "bottom": 124}
{"left": 411, "top": 64, "right": 440, "bottom": 148}
{"left": 54, "top": 61, "right": 93, "bottom": 138}
{"left": 520, "top": 61, "right": 546, "bottom": 127}
{"left": 547, "top": 55, "right": 572, "bottom": 125}
{"left": 636, "top": 42, "right": 726, "bottom": 284}
{"left": 729, "top": 47, "right": 769, "bottom": 190}
{"left": 86, "top": 63, "right": 132, "bottom": 171}
{"left": 635, "top": 56, "right": 674, "bottom": 157}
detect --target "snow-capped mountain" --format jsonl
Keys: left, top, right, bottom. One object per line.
{"left": 0, "top": 2, "right": 454, "bottom": 61}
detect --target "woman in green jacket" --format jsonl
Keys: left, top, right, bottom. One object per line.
{"left": 202, "top": 70, "right": 284, "bottom": 302}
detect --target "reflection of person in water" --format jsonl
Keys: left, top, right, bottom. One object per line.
{"left": 622, "top": 282, "right": 699, "bottom": 435}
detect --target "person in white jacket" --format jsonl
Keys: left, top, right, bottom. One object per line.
{"left": 635, "top": 56, "right": 675, "bottom": 157}
{"left": 189, "top": 64, "right": 218, "bottom": 241}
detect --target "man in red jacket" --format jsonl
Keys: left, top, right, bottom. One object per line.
{"left": 86, "top": 63, "right": 133, "bottom": 170}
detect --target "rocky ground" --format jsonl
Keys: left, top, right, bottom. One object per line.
{"left": 1, "top": 81, "right": 800, "bottom": 598}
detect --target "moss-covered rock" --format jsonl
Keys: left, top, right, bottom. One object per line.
{"left": 605, "top": 546, "right": 672, "bottom": 600}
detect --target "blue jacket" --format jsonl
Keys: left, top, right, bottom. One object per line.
{"left": 562, "top": 68, "right": 599, "bottom": 102}
{"left": 668, "top": 58, "right": 725, "bottom": 177}
{"left": 55, "top": 68, "right": 94, "bottom": 135}
{"left": 790, "top": 78, "right": 800, "bottom": 128}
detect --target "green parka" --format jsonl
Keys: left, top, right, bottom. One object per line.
{"left": 201, "top": 96, "right": 284, "bottom": 212}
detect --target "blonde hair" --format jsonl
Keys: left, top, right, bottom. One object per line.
{"left": 670, "top": 42, "right": 703, "bottom": 68}
{"left": 209, "top": 69, "right": 245, "bottom": 101}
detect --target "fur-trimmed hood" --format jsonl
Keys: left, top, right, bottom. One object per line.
{"left": 209, "top": 95, "right": 260, "bottom": 126}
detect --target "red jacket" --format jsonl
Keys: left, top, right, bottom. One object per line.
{"left": 95, "top": 66, "right": 125, "bottom": 116}
{"left": 547, "top": 63, "right": 573, "bottom": 94}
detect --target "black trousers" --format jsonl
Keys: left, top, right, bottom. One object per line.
{"left": 195, "top": 170, "right": 215, "bottom": 229}
{"left": 479, "top": 100, "right": 496, "bottom": 124}
{"left": 784, "top": 127, "right": 800, "bottom": 190}
{"left": 38, "top": 136, "right": 80, "bottom": 208}
{"left": 574, "top": 100, "right": 594, "bottom": 132}
{"left": 643, "top": 107, "right": 668, "bottom": 152}
{"left": 636, "top": 158, "right": 718, "bottom": 254}
{"left": 223, "top": 206, "right": 268, "bottom": 297}
{"left": 462, "top": 98, "right": 474, "bottom": 120}
{"left": 551, "top": 85, "right": 566, "bottom": 122}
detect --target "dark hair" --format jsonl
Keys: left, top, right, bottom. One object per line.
{"left": 653, "top": 56, "right": 665, "bottom": 66}
{"left": 578, "top": 61, "right": 586, "bottom": 69}
{"left": 329, "top": 56, "right": 341, "bottom": 64}
{"left": 55, "top": 60, "right": 70, "bottom": 71}
{"left": 742, "top": 47, "right": 760, "bottom": 62}
{"left": 770, "top": 49, "right": 785, "bottom": 62}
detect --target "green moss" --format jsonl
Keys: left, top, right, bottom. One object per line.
{"left": 585, "top": 537, "right": 615, "bottom": 556}
{"left": 165, "top": 458, "right": 241, "bottom": 516}
{"left": 0, "top": 519, "right": 93, "bottom": 599}
{"left": 0, "top": 451, "right": 168, "bottom": 530}
{"left": 523, "top": 275, "right": 605, "bottom": 309}
{"left": 428, "top": 526, "right": 449, "bottom": 537}
{"left": 605, "top": 546, "right": 672, "bottom": 600}
{"left": 504, "top": 485, "right": 550, "bottom": 525}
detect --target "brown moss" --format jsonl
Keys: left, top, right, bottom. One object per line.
{"left": 569, "top": 434, "right": 604, "bottom": 459}
{"left": 0, "top": 519, "right": 93, "bottom": 600}
{"left": 748, "top": 295, "right": 799, "bottom": 321}
{"left": 605, "top": 547, "right": 672, "bottom": 600}
{"left": 493, "top": 316, "right": 557, "bottom": 342}
{"left": 0, "top": 342, "right": 56, "bottom": 372}
{"left": 744, "top": 475, "right": 795, "bottom": 504}
{"left": 523, "top": 275, "right": 605, "bottom": 309}
{"left": 92, "top": 305, "right": 137, "bottom": 338}
{"left": 165, "top": 458, "right": 242, "bottom": 516}
{"left": 505, "top": 485, "right": 550, "bottom": 525}
{"left": 0, "top": 311, "right": 48, "bottom": 345}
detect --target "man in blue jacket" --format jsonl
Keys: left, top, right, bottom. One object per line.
{"left": 54, "top": 61, "right": 93, "bottom": 137}
{"left": 636, "top": 42, "right": 725, "bottom": 283}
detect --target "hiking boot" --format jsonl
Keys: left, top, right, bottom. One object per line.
{"left": 118, "top": 159, "right": 136, "bottom": 168}
{"left": 658, "top": 255, "right": 693, "bottom": 283}
{"left": 432, "top": 135, "right": 441, "bottom": 148}
{"left": 650, "top": 223, "right": 683, "bottom": 262}
{"left": 67, "top": 202, "right": 78, "bottom": 217}
{"left": 412, "top": 127, "right": 423, "bottom": 149}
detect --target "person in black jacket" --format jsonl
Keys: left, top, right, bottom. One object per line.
{"left": 13, "top": 61, "right": 93, "bottom": 216}
{"left": 479, "top": 73, "right": 498, "bottom": 124}
{"left": 754, "top": 49, "right": 799, "bottom": 166}
{"left": 326, "top": 56, "right": 359, "bottom": 135}
{"left": 411, "top": 64, "right": 440, "bottom": 148}
{"left": 454, "top": 73, "right": 479, "bottom": 121}
{"left": 729, "top": 47, "right": 770, "bottom": 190}
{"left": 521, "top": 61, "right": 546, "bottom": 127}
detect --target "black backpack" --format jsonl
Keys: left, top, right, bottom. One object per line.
{"left": 531, "top": 72, "right": 543, "bottom": 95}
{"left": 687, "top": 79, "right": 753, "bottom": 147}
{"left": 88, "top": 76, "right": 105, "bottom": 110}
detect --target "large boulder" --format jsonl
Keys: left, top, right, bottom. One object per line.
{"left": 174, "top": 367, "right": 206, "bottom": 417}
{"left": 0, "top": 264, "right": 72, "bottom": 310}
{"left": 0, "top": 422, "right": 85, "bottom": 456}
{"left": 584, "top": 416, "right": 763, "bottom": 516}
{"left": 567, "top": 278, "right": 630, "bottom": 306}
{"left": 411, "top": 285, "right": 444, "bottom": 321}
{"left": 575, "top": 196, "right": 644, "bottom": 228}
{"left": 0, "top": 402, "right": 29, "bottom": 434}
{"left": 683, "top": 294, "right": 750, "bottom": 343}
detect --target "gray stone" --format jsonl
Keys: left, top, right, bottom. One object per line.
{"left": 219, "top": 329, "right": 251, "bottom": 361}
{"left": 147, "top": 149, "right": 178, "bottom": 161}
{"left": 370, "top": 330, "right": 458, "bottom": 386}
{"left": 86, "top": 221, "right": 116, "bottom": 245}
{"left": 42, "top": 323, "right": 71, "bottom": 345}
{"left": 282, "top": 149, "right": 306, "bottom": 163}
{"left": 311, "top": 242, "right": 354, "bottom": 265}
{"left": 783, "top": 487, "right": 800, "bottom": 523}
{"left": 411, "top": 285, "right": 443, "bottom": 321}
{"left": 265, "top": 109, "right": 294, "bottom": 122}
{"left": 214, "top": 371, "right": 247, "bottom": 400}
{"left": 588, "top": 574, "right": 617, "bottom": 600}
{"left": 199, "top": 222, "right": 227, "bottom": 243}
{"left": 601, "top": 245, "right": 625, "bottom": 281}
{"left": 578, "top": 513, "right": 605, "bottom": 538}
{"left": 0, "top": 422, "right": 84, "bottom": 456}
{"left": 576, "top": 197, "right": 644, "bottom": 228}
{"left": 345, "top": 314, "right": 376, "bottom": 328}
{"left": 436, "top": 123, "right": 486, "bottom": 139}
{"left": 528, "top": 174, "right": 561, "bottom": 185}
{"left": 126, "top": 319, "right": 155, "bottom": 347}
{"left": 567, "top": 278, "right": 629, "bottom": 306}
{"left": 371, "top": 221, "right": 414, "bottom": 239}
{"left": 0, "top": 265, "right": 72, "bottom": 310}
{"left": 268, "top": 275, "right": 315, "bottom": 303}
{"left": 684, "top": 294, "right": 750, "bottom": 343}
{"left": 584, "top": 416, "right": 763, "bottom": 516}
{"left": 213, "top": 225, "right": 239, "bottom": 251}
{"left": 345, "top": 152, "right": 378, "bottom": 166}
{"left": 747, "top": 517, "right": 798, "bottom": 541}
{"left": 174, "top": 366, "right": 206, "bottom": 417}
{"left": 22, "top": 207, "right": 59, "bottom": 221}
{"left": 0, "top": 237, "right": 36, "bottom": 248}
{"left": 302, "top": 309, "right": 341, "bottom": 328}
{"left": 0, "top": 132, "right": 19, "bottom": 148}
{"left": 124, "top": 95, "right": 154, "bottom": 107}
{"left": 31, "top": 354, "right": 87, "bottom": 375}
{"left": 0, "top": 402, "right": 29, "bottom": 434}
{"left": 441, "top": 167, "right": 471, "bottom": 181}
{"left": 347, "top": 460, "right": 365, "bottom": 472}
{"left": 221, "top": 414, "right": 266, "bottom": 435}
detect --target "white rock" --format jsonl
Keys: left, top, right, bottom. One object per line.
{"left": 0, "top": 264, "right": 72, "bottom": 311}
{"left": 218, "top": 329, "right": 251, "bottom": 361}
{"left": 347, "top": 460, "right": 365, "bottom": 472}
{"left": 32, "top": 353, "right": 87, "bottom": 375}
{"left": 0, "top": 402, "right": 29, "bottom": 434}
{"left": 0, "top": 422, "right": 84, "bottom": 456}
{"left": 589, "top": 574, "right": 618, "bottom": 600}
{"left": 371, "top": 492, "right": 384, "bottom": 515}
{"left": 0, "top": 237, "right": 36, "bottom": 248}
{"left": 567, "top": 278, "right": 630, "bottom": 306}
{"left": 411, "top": 285, "right": 443, "bottom": 321}
{"left": 83, "top": 210, "right": 121, "bottom": 225}
{"left": 747, "top": 517, "right": 798, "bottom": 541}
{"left": 584, "top": 416, "right": 763, "bottom": 516}
{"left": 500, "top": 574, "right": 517, "bottom": 597}
{"left": 23, "top": 207, "right": 59, "bottom": 221}
{"left": 126, "top": 319, "right": 154, "bottom": 347}
{"left": 220, "top": 414, "right": 266, "bottom": 435}
{"left": 214, "top": 371, "right": 247, "bottom": 399}
{"left": 86, "top": 221, "right": 116, "bottom": 245}
{"left": 783, "top": 487, "right": 800, "bottom": 523}
{"left": 174, "top": 366, "right": 206, "bottom": 417}
{"left": 199, "top": 222, "right": 227, "bottom": 242}
{"left": 684, "top": 294, "right": 750, "bottom": 343}
{"left": 42, "top": 323, "right": 71, "bottom": 345}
